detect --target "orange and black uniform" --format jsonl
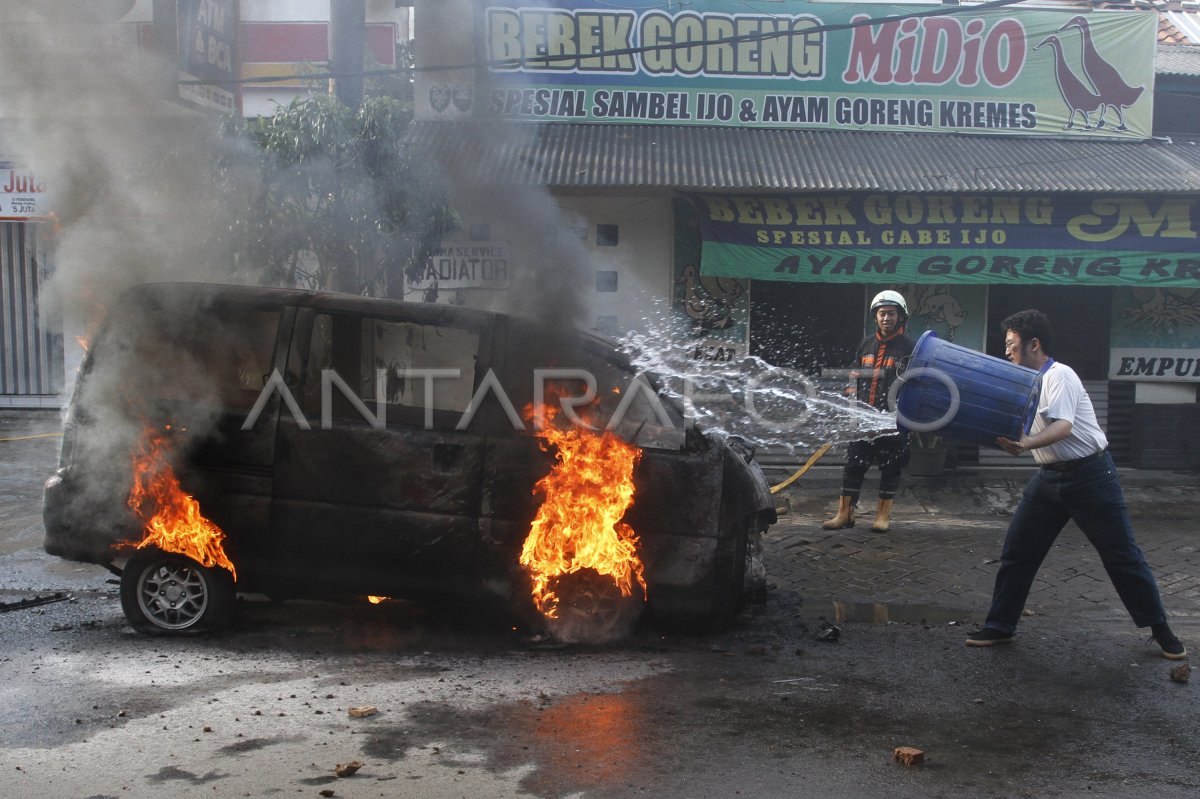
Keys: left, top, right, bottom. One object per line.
{"left": 843, "top": 326, "right": 915, "bottom": 501}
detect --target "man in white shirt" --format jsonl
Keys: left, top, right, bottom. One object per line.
{"left": 965, "top": 309, "right": 1186, "bottom": 660}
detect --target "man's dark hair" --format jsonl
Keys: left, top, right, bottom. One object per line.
{"left": 1002, "top": 309, "right": 1053, "bottom": 353}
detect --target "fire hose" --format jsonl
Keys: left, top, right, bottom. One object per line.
{"left": 770, "top": 443, "right": 833, "bottom": 494}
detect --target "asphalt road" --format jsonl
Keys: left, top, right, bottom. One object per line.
{"left": 2, "top": 411, "right": 1197, "bottom": 799}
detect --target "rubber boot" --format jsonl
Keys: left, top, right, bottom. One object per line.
{"left": 871, "top": 498, "right": 895, "bottom": 532}
{"left": 822, "top": 496, "right": 856, "bottom": 530}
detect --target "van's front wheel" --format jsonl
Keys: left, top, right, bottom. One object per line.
{"left": 120, "top": 548, "right": 235, "bottom": 635}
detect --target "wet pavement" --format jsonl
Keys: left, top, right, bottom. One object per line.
{"left": 2, "top": 410, "right": 1198, "bottom": 798}
{"left": 765, "top": 463, "right": 1199, "bottom": 629}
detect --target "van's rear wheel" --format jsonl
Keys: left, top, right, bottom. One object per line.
{"left": 120, "top": 548, "right": 235, "bottom": 635}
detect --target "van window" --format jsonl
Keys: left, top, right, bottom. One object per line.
{"left": 204, "top": 311, "right": 281, "bottom": 408}
{"left": 99, "top": 305, "right": 280, "bottom": 412}
{"left": 303, "top": 313, "right": 479, "bottom": 427}
{"left": 360, "top": 319, "right": 478, "bottom": 415}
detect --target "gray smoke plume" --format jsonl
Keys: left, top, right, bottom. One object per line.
{"left": 426, "top": 123, "right": 593, "bottom": 331}
{"left": 0, "top": 2, "right": 254, "bottom": 546}
{"left": 0, "top": 2, "right": 242, "bottom": 335}
{"left": 413, "top": 0, "right": 597, "bottom": 331}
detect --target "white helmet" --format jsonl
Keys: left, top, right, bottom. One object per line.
{"left": 870, "top": 290, "right": 908, "bottom": 317}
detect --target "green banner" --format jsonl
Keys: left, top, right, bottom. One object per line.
{"left": 474, "top": 1, "right": 1158, "bottom": 139}
{"left": 694, "top": 193, "right": 1200, "bottom": 287}
{"left": 672, "top": 198, "right": 749, "bottom": 362}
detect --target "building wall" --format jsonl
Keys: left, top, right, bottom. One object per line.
{"left": 554, "top": 194, "right": 673, "bottom": 335}
{"left": 418, "top": 193, "right": 673, "bottom": 337}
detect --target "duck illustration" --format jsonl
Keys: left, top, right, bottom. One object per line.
{"left": 1036, "top": 35, "right": 1105, "bottom": 131}
{"left": 1126, "top": 288, "right": 1200, "bottom": 333}
{"left": 1058, "top": 16, "right": 1145, "bottom": 132}
{"left": 912, "top": 285, "right": 967, "bottom": 343}
{"left": 677, "top": 264, "right": 743, "bottom": 330}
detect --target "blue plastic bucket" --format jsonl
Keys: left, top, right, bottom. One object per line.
{"left": 895, "top": 331, "right": 1040, "bottom": 449}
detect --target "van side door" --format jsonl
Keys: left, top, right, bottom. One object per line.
{"left": 183, "top": 302, "right": 293, "bottom": 578}
{"left": 269, "top": 305, "right": 491, "bottom": 599}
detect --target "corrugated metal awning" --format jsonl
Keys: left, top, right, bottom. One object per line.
{"left": 1155, "top": 42, "right": 1200, "bottom": 74}
{"left": 406, "top": 122, "right": 1200, "bottom": 194}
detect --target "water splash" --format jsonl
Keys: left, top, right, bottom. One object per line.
{"left": 616, "top": 307, "right": 897, "bottom": 456}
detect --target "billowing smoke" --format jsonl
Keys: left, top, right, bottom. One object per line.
{"left": 426, "top": 123, "right": 593, "bottom": 331}
{"left": 0, "top": 2, "right": 242, "bottom": 334}
{"left": 0, "top": 2, "right": 256, "bottom": 544}
{"left": 413, "top": 0, "right": 596, "bottom": 331}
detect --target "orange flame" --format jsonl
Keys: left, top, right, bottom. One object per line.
{"left": 519, "top": 405, "right": 646, "bottom": 618}
{"left": 74, "top": 336, "right": 90, "bottom": 354}
{"left": 367, "top": 595, "right": 387, "bottom": 604}
{"left": 44, "top": 211, "right": 64, "bottom": 237}
{"left": 125, "top": 428, "right": 237, "bottom": 581}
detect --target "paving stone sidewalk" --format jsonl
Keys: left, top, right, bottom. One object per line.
{"left": 763, "top": 465, "right": 1200, "bottom": 629}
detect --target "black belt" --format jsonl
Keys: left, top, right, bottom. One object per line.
{"left": 1041, "top": 449, "right": 1108, "bottom": 473}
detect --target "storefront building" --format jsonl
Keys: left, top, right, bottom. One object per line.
{"left": 408, "top": 0, "right": 1200, "bottom": 468}
{"left": 0, "top": 162, "right": 60, "bottom": 407}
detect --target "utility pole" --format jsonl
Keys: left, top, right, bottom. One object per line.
{"left": 328, "top": 0, "right": 366, "bottom": 293}
{"left": 329, "top": 0, "right": 366, "bottom": 109}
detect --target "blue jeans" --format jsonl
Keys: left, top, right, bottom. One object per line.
{"left": 984, "top": 452, "right": 1167, "bottom": 634}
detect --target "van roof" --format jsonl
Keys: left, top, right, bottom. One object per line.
{"left": 119, "top": 281, "right": 625, "bottom": 352}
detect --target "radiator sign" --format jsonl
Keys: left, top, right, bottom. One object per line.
{"left": 416, "top": 241, "right": 512, "bottom": 290}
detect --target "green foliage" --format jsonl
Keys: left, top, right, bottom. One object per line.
{"left": 214, "top": 92, "right": 456, "bottom": 296}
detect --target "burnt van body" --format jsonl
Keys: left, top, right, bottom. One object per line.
{"left": 44, "top": 283, "right": 775, "bottom": 634}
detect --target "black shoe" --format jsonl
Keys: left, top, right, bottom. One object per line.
{"left": 965, "top": 627, "right": 1014, "bottom": 647}
{"left": 1150, "top": 623, "right": 1187, "bottom": 660}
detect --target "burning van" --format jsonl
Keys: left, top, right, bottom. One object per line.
{"left": 44, "top": 283, "right": 776, "bottom": 639}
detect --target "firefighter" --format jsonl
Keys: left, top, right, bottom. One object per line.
{"left": 823, "top": 290, "right": 915, "bottom": 532}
